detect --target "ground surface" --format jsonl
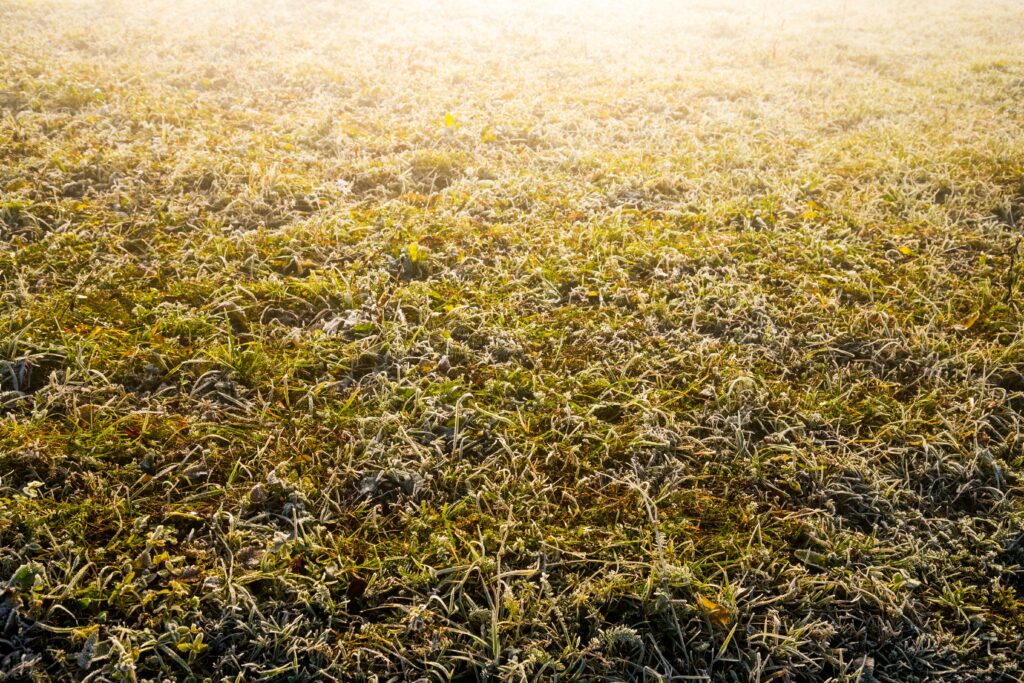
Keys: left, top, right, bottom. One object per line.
{"left": 1, "top": 0, "right": 1023, "bottom": 680}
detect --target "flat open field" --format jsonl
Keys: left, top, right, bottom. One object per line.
{"left": 1, "top": 0, "right": 1023, "bottom": 680}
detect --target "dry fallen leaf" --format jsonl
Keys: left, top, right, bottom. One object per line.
{"left": 954, "top": 311, "right": 980, "bottom": 331}
{"left": 696, "top": 595, "right": 732, "bottom": 627}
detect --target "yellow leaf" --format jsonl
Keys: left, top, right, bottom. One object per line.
{"left": 954, "top": 311, "right": 980, "bottom": 331}
{"left": 696, "top": 595, "right": 732, "bottom": 627}
{"left": 443, "top": 113, "right": 456, "bottom": 129}
{"left": 898, "top": 245, "right": 915, "bottom": 256}
{"left": 407, "top": 242, "right": 421, "bottom": 262}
